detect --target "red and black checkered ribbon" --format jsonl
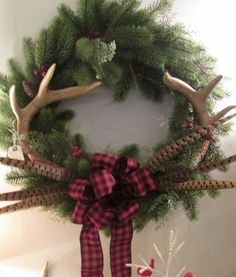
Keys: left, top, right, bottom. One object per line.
{"left": 68, "top": 153, "right": 156, "bottom": 277}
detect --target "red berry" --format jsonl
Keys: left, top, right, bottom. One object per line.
{"left": 94, "top": 31, "right": 100, "bottom": 37}
{"left": 33, "top": 68, "right": 39, "bottom": 76}
{"left": 184, "top": 116, "right": 193, "bottom": 123}
{"left": 188, "top": 122, "right": 194, "bottom": 128}
{"left": 40, "top": 65, "right": 47, "bottom": 71}
{"left": 71, "top": 146, "right": 83, "bottom": 158}
{"left": 179, "top": 123, "right": 186, "bottom": 129}
{"left": 41, "top": 70, "right": 47, "bottom": 78}
{"left": 183, "top": 273, "right": 193, "bottom": 277}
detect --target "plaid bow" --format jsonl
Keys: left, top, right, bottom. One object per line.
{"left": 68, "top": 153, "right": 156, "bottom": 277}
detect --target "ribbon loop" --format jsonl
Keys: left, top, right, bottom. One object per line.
{"left": 68, "top": 179, "right": 90, "bottom": 200}
{"left": 90, "top": 169, "right": 116, "bottom": 199}
{"left": 92, "top": 153, "right": 117, "bottom": 170}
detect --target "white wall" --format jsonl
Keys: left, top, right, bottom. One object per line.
{"left": 0, "top": 1, "right": 236, "bottom": 276}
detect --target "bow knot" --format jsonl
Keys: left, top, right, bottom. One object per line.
{"left": 69, "top": 153, "right": 156, "bottom": 227}
{"left": 68, "top": 153, "right": 156, "bottom": 277}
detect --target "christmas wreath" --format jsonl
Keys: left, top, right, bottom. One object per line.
{"left": 0, "top": 0, "right": 236, "bottom": 276}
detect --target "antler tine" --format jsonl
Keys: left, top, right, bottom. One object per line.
{"left": 38, "top": 63, "right": 56, "bottom": 98}
{"left": 198, "top": 75, "right": 222, "bottom": 101}
{"left": 9, "top": 85, "right": 21, "bottom": 121}
{"left": 163, "top": 72, "right": 236, "bottom": 126}
{"left": 163, "top": 72, "right": 196, "bottom": 96}
{"left": 213, "top": 105, "right": 236, "bottom": 122}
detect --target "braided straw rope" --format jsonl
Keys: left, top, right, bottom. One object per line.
{"left": 146, "top": 113, "right": 236, "bottom": 173}
{"left": 0, "top": 187, "right": 66, "bottom": 201}
{"left": 157, "top": 155, "right": 236, "bottom": 186}
{"left": 159, "top": 180, "right": 236, "bottom": 191}
{"left": 0, "top": 157, "right": 74, "bottom": 182}
{"left": 0, "top": 190, "right": 67, "bottom": 215}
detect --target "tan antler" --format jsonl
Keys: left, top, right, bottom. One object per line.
{"left": 163, "top": 73, "right": 236, "bottom": 162}
{"left": 40, "top": 262, "right": 48, "bottom": 277}
{"left": 9, "top": 63, "right": 101, "bottom": 162}
{"left": 163, "top": 72, "right": 236, "bottom": 126}
{"left": 146, "top": 72, "right": 236, "bottom": 173}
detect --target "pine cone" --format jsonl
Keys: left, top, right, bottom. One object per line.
{"left": 22, "top": 80, "right": 37, "bottom": 98}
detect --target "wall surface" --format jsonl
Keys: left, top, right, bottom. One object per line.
{"left": 0, "top": 1, "right": 236, "bottom": 276}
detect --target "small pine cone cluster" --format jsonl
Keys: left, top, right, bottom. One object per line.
{"left": 22, "top": 80, "right": 37, "bottom": 98}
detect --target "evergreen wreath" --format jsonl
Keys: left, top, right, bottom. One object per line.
{"left": 0, "top": 0, "right": 235, "bottom": 232}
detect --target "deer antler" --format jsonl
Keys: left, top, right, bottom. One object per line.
{"left": 146, "top": 72, "right": 236, "bottom": 173}
{"left": 163, "top": 72, "right": 236, "bottom": 126}
{"left": 163, "top": 73, "right": 236, "bottom": 162}
{"left": 7, "top": 63, "right": 101, "bottom": 182}
{"left": 9, "top": 63, "right": 101, "bottom": 163}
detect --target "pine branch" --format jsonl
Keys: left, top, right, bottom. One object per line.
{"left": 58, "top": 4, "right": 81, "bottom": 30}
{"left": 106, "top": 25, "right": 154, "bottom": 48}
{"left": 0, "top": 72, "right": 10, "bottom": 92}
{"left": 23, "top": 37, "right": 36, "bottom": 82}
{"left": 118, "top": 144, "right": 139, "bottom": 157}
{"left": 6, "top": 170, "right": 41, "bottom": 186}
{"left": 55, "top": 110, "right": 75, "bottom": 122}
{"left": 109, "top": 0, "right": 141, "bottom": 28}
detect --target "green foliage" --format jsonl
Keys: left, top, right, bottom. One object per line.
{"left": 118, "top": 144, "right": 139, "bottom": 158}
{"left": 23, "top": 37, "right": 37, "bottom": 83}
{"left": 113, "top": 67, "right": 133, "bottom": 101}
{"left": 34, "top": 29, "right": 52, "bottom": 67}
{"left": 0, "top": 121, "right": 13, "bottom": 149}
{"left": 73, "top": 64, "right": 95, "bottom": 85}
{"left": 76, "top": 38, "right": 94, "bottom": 61}
{"left": 58, "top": 4, "right": 81, "bottom": 31}
{"left": 6, "top": 170, "right": 41, "bottom": 186}
{"left": 76, "top": 37, "right": 116, "bottom": 78}
{"left": 106, "top": 26, "right": 154, "bottom": 48}
{"left": 77, "top": 158, "right": 91, "bottom": 178}
{"left": 72, "top": 133, "right": 85, "bottom": 148}
{"left": 207, "top": 189, "right": 221, "bottom": 199}
{"left": 55, "top": 110, "right": 75, "bottom": 122}
{"left": 179, "top": 191, "right": 202, "bottom": 220}
{"left": 0, "top": 73, "right": 10, "bottom": 92}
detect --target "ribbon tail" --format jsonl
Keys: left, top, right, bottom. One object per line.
{"left": 80, "top": 224, "right": 104, "bottom": 277}
{"left": 110, "top": 221, "right": 133, "bottom": 277}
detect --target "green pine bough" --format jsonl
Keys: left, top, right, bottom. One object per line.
{"left": 0, "top": 0, "right": 235, "bottom": 231}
